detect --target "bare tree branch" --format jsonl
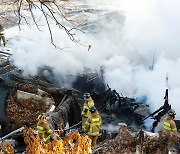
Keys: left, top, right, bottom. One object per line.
{"left": 28, "top": 3, "right": 42, "bottom": 31}
{"left": 40, "top": 3, "right": 57, "bottom": 47}
{"left": 1, "top": 0, "right": 90, "bottom": 50}
{"left": 17, "top": 0, "right": 23, "bottom": 30}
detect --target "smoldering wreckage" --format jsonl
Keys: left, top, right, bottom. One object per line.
{"left": 0, "top": 49, "right": 180, "bottom": 154}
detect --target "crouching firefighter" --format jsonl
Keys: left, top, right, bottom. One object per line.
{"left": 37, "top": 113, "right": 55, "bottom": 142}
{"left": 163, "top": 109, "right": 179, "bottom": 153}
{"left": 81, "top": 93, "right": 95, "bottom": 132}
{"left": 84, "top": 106, "right": 102, "bottom": 149}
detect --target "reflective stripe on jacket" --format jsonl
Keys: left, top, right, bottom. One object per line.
{"left": 163, "top": 121, "right": 177, "bottom": 131}
{"left": 81, "top": 104, "right": 91, "bottom": 118}
{"left": 85, "top": 116, "right": 101, "bottom": 136}
{"left": 37, "top": 125, "right": 51, "bottom": 141}
{"left": 81, "top": 101, "right": 94, "bottom": 118}
{"left": 88, "top": 101, "right": 94, "bottom": 108}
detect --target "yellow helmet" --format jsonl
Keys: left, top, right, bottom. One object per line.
{"left": 37, "top": 113, "right": 46, "bottom": 120}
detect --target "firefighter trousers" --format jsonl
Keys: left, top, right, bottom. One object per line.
{"left": 82, "top": 117, "right": 88, "bottom": 132}
{"left": 88, "top": 135, "right": 98, "bottom": 149}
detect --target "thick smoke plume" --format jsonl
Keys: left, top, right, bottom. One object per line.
{"left": 5, "top": 0, "right": 180, "bottom": 119}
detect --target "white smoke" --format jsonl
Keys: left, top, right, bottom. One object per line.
{"left": 102, "top": 124, "right": 120, "bottom": 133}
{"left": 100, "top": 0, "right": 180, "bottom": 119}
{"left": 5, "top": 0, "right": 180, "bottom": 119}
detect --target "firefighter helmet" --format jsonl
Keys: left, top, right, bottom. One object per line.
{"left": 38, "top": 113, "right": 46, "bottom": 120}
{"left": 84, "top": 93, "right": 91, "bottom": 99}
{"left": 90, "top": 106, "right": 97, "bottom": 113}
{"left": 167, "top": 109, "right": 176, "bottom": 117}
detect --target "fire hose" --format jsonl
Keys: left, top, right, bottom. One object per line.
{"left": 54, "top": 121, "right": 82, "bottom": 132}
{"left": 0, "top": 127, "right": 25, "bottom": 142}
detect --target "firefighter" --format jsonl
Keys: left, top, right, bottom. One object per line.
{"left": 163, "top": 109, "right": 178, "bottom": 152}
{"left": 0, "top": 24, "right": 6, "bottom": 46}
{"left": 36, "top": 113, "right": 54, "bottom": 142}
{"left": 84, "top": 106, "right": 102, "bottom": 149}
{"left": 81, "top": 93, "right": 95, "bottom": 132}
{"left": 163, "top": 109, "right": 177, "bottom": 132}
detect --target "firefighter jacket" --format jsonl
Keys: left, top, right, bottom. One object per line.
{"left": 81, "top": 100, "right": 94, "bottom": 118}
{"left": 163, "top": 121, "right": 177, "bottom": 131}
{"left": 163, "top": 119, "right": 177, "bottom": 131}
{"left": 84, "top": 111, "right": 102, "bottom": 136}
{"left": 37, "top": 119, "right": 52, "bottom": 142}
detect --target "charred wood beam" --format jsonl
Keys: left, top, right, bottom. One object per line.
{"left": 93, "top": 88, "right": 114, "bottom": 111}
{"left": 47, "top": 96, "right": 81, "bottom": 130}
{"left": 7, "top": 73, "right": 59, "bottom": 89}
{"left": 143, "top": 89, "right": 170, "bottom": 122}
{"left": 141, "top": 89, "right": 171, "bottom": 132}
{"left": 54, "top": 94, "right": 66, "bottom": 112}
{"left": 2, "top": 72, "right": 78, "bottom": 97}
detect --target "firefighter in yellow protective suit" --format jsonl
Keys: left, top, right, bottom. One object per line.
{"left": 81, "top": 93, "right": 95, "bottom": 132}
{"left": 163, "top": 109, "right": 178, "bottom": 152}
{"left": 84, "top": 106, "right": 102, "bottom": 149}
{"left": 163, "top": 109, "right": 177, "bottom": 132}
{"left": 36, "top": 113, "right": 54, "bottom": 142}
{"left": 0, "top": 24, "right": 6, "bottom": 46}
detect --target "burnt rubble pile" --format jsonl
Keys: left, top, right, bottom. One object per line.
{"left": 5, "top": 81, "right": 54, "bottom": 131}
{"left": 1, "top": 59, "right": 177, "bottom": 153}
{"left": 0, "top": 62, "right": 82, "bottom": 132}
{"left": 8, "top": 81, "right": 37, "bottom": 93}
{"left": 94, "top": 125, "right": 170, "bottom": 154}
{"left": 4, "top": 80, "right": 81, "bottom": 132}
{"left": 6, "top": 93, "right": 49, "bottom": 130}
{"left": 93, "top": 88, "right": 150, "bottom": 127}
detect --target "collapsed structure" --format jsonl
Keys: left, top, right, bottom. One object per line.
{"left": 0, "top": 1, "right": 179, "bottom": 153}
{"left": 0, "top": 49, "right": 179, "bottom": 153}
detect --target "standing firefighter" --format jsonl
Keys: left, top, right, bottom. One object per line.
{"left": 81, "top": 93, "right": 94, "bottom": 132}
{"left": 163, "top": 109, "right": 179, "bottom": 153}
{"left": 37, "top": 113, "right": 54, "bottom": 142}
{"left": 163, "top": 109, "right": 177, "bottom": 132}
{"left": 0, "top": 24, "right": 6, "bottom": 46}
{"left": 84, "top": 106, "right": 102, "bottom": 149}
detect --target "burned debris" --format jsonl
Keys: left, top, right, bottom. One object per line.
{"left": 0, "top": 56, "right": 151, "bottom": 131}
{"left": 47, "top": 95, "right": 81, "bottom": 131}
{"left": 93, "top": 124, "right": 170, "bottom": 154}
{"left": 4, "top": 77, "right": 81, "bottom": 133}
{"left": 143, "top": 89, "right": 171, "bottom": 132}
{"left": 0, "top": 53, "right": 178, "bottom": 153}
{"left": 93, "top": 88, "right": 150, "bottom": 128}
{"left": 0, "top": 60, "right": 81, "bottom": 133}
